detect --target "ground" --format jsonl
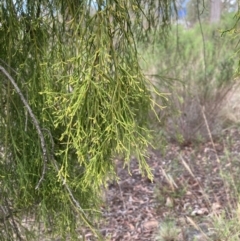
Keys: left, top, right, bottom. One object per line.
{"left": 89, "top": 127, "right": 240, "bottom": 241}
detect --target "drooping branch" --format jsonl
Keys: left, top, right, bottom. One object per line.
{"left": 41, "top": 127, "right": 102, "bottom": 240}
{"left": 0, "top": 65, "right": 47, "bottom": 189}
{"left": 0, "top": 65, "right": 101, "bottom": 237}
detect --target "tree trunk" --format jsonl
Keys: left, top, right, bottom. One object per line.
{"left": 210, "top": 0, "right": 221, "bottom": 23}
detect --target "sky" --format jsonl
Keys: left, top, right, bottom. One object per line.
{"left": 177, "top": 0, "right": 189, "bottom": 19}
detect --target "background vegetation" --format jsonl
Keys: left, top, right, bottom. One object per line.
{"left": 140, "top": 12, "right": 239, "bottom": 146}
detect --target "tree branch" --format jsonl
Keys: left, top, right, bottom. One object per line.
{"left": 0, "top": 66, "right": 47, "bottom": 189}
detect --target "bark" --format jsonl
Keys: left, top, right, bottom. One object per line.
{"left": 210, "top": 0, "right": 222, "bottom": 23}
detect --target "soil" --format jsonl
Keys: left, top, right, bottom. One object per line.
{"left": 88, "top": 127, "right": 240, "bottom": 240}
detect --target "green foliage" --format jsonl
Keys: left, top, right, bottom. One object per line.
{"left": 139, "top": 13, "right": 238, "bottom": 144}
{"left": 0, "top": 0, "right": 177, "bottom": 240}
{"left": 228, "top": 11, "right": 240, "bottom": 75}
{"left": 155, "top": 219, "right": 180, "bottom": 241}
{"left": 186, "top": 0, "right": 210, "bottom": 25}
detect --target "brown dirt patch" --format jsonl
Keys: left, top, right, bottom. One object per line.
{"left": 94, "top": 127, "right": 240, "bottom": 241}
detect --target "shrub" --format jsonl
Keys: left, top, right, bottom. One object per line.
{"left": 139, "top": 13, "right": 238, "bottom": 145}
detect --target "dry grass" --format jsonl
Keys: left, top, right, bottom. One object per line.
{"left": 154, "top": 103, "right": 240, "bottom": 241}
{"left": 148, "top": 73, "right": 240, "bottom": 146}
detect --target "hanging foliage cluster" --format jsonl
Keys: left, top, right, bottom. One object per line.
{"left": 0, "top": 0, "right": 176, "bottom": 240}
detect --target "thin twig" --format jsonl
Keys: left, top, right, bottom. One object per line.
{"left": 197, "top": 0, "right": 207, "bottom": 89}
{"left": 0, "top": 59, "right": 26, "bottom": 82}
{"left": 201, "top": 106, "right": 218, "bottom": 162}
{"left": 45, "top": 127, "right": 86, "bottom": 215}
{"left": 180, "top": 154, "right": 211, "bottom": 207}
{"left": 0, "top": 59, "right": 29, "bottom": 132}
{"left": 5, "top": 198, "right": 23, "bottom": 241}
{"left": 201, "top": 105, "right": 232, "bottom": 206}
{"left": 0, "top": 66, "right": 48, "bottom": 189}
{"left": 45, "top": 128, "right": 103, "bottom": 240}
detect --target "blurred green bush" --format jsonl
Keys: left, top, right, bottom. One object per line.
{"left": 139, "top": 13, "right": 239, "bottom": 146}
